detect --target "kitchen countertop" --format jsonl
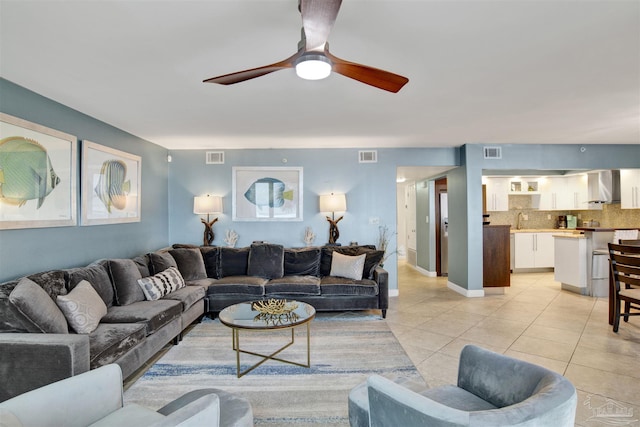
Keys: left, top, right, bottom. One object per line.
{"left": 553, "top": 232, "right": 586, "bottom": 239}
{"left": 576, "top": 227, "right": 640, "bottom": 232}
{"left": 510, "top": 228, "right": 572, "bottom": 233}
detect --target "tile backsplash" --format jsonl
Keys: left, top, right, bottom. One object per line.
{"left": 488, "top": 195, "right": 640, "bottom": 229}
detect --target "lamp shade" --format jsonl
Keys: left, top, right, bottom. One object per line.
{"left": 194, "top": 195, "right": 223, "bottom": 214}
{"left": 319, "top": 193, "right": 347, "bottom": 213}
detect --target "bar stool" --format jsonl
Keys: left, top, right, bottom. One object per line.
{"left": 592, "top": 230, "right": 639, "bottom": 298}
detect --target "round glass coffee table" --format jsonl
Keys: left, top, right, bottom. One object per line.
{"left": 219, "top": 299, "right": 316, "bottom": 378}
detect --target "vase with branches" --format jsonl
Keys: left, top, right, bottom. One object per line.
{"left": 376, "top": 225, "right": 397, "bottom": 268}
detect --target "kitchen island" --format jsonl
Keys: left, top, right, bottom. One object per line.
{"left": 553, "top": 232, "right": 587, "bottom": 294}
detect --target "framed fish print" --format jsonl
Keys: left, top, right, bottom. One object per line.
{"left": 232, "top": 166, "right": 303, "bottom": 221}
{"left": 81, "top": 141, "right": 141, "bottom": 226}
{"left": 0, "top": 113, "right": 77, "bottom": 230}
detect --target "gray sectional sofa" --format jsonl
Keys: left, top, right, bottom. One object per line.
{"left": 0, "top": 242, "right": 387, "bottom": 402}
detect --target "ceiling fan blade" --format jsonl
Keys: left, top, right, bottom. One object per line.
{"left": 325, "top": 50, "right": 409, "bottom": 93}
{"left": 300, "top": 0, "right": 342, "bottom": 51}
{"left": 203, "top": 52, "right": 301, "bottom": 85}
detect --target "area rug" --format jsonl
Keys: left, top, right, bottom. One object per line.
{"left": 124, "top": 312, "right": 425, "bottom": 426}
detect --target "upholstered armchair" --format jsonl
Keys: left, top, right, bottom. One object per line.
{"left": 349, "top": 345, "right": 577, "bottom": 427}
{"left": 0, "top": 364, "right": 220, "bottom": 427}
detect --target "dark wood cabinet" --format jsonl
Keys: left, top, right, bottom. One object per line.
{"left": 483, "top": 225, "right": 511, "bottom": 287}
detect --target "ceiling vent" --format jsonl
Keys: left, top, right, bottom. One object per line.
{"left": 205, "top": 151, "right": 224, "bottom": 164}
{"left": 359, "top": 150, "right": 378, "bottom": 163}
{"left": 483, "top": 146, "right": 502, "bottom": 159}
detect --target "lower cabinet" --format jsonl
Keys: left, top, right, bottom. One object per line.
{"left": 513, "top": 232, "right": 555, "bottom": 270}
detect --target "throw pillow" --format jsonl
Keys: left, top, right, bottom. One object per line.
{"left": 218, "top": 247, "right": 250, "bottom": 277}
{"left": 169, "top": 248, "right": 207, "bottom": 281}
{"left": 137, "top": 266, "right": 186, "bottom": 301}
{"left": 108, "top": 259, "right": 145, "bottom": 306}
{"left": 247, "top": 243, "right": 285, "bottom": 279}
{"left": 200, "top": 246, "right": 220, "bottom": 279}
{"left": 148, "top": 251, "right": 178, "bottom": 275}
{"left": 9, "top": 277, "right": 68, "bottom": 334}
{"left": 329, "top": 252, "right": 366, "bottom": 281}
{"left": 284, "top": 247, "right": 321, "bottom": 276}
{"left": 56, "top": 280, "right": 107, "bottom": 334}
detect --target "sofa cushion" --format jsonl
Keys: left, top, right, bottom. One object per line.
{"left": 248, "top": 243, "right": 284, "bottom": 279}
{"left": 101, "top": 299, "right": 182, "bottom": 336}
{"left": 162, "top": 285, "right": 206, "bottom": 311}
{"left": 108, "top": 259, "right": 145, "bottom": 306}
{"left": 137, "top": 267, "right": 186, "bottom": 301}
{"left": 359, "top": 248, "right": 385, "bottom": 280}
{"left": 66, "top": 263, "right": 114, "bottom": 308}
{"left": 148, "top": 251, "right": 177, "bottom": 275}
{"left": 200, "top": 246, "right": 220, "bottom": 279}
{"left": 26, "top": 270, "right": 67, "bottom": 299}
{"left": 169, "top": 248, "right": 207, "bottom": 281}
{"left": 9, "top": 277, "right": 68, "bottom": 334}
{"left": 420, "top": 385, "right": 498, "bottom": 411}
{"left": 265, "top": 276, "right": 321, "bottom": 296}
{"left": 284, "top": 247, "right": 321, "bottom": 276}
{"left": 330, "top": 252, "right": 366, "bottom": 281}
{"left": 132, "top": 255, "right": 151, "bottom": 278}
{"left": 56, "top": 280, "right": 108, "bottom": 334}
{"left": 206, "top": 276, "right": 266, "bottom": 296}
{"left": 88, "top": 322, "right": 146, "bottom": 369}
{"left": 320, "top": 276, "right": 379, "bottom": 296}
{"left": 219, "top": 247, "right": 249, "bottom": 277}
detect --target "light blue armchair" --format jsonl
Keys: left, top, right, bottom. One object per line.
{"left": 0, "top": 364, "right": 221, "bottom": 427}
{"left": 349, "top": 345, "right": 577, "bottom": 427}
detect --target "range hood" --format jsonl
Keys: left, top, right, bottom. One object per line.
{"left": 587, "top": 170, "right": 621, "bottom": 204}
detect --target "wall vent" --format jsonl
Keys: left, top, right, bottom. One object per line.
{"left": 483, "top": 146, "right": 502, "bottom": 159}
{"left": 205, "top": 151, "right": 224, "bottom": 164}
{"left": 359, "top": 150, "right": 378, "bottom": 163}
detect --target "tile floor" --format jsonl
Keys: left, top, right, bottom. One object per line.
{"left": 388, "top": 261, "right": 640, "bottom": 427}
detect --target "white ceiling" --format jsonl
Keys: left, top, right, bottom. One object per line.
{"left": 1, "top": 0, "right": 639, "bottom": 151}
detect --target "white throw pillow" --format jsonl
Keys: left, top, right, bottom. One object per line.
{"left": 137, "top": 266, "right": 186, "bottom": 301}
{"left": 56, "top": 280, "right": 107, "bottom": 334}
{"left": 330, "top": 252, "right": 366, "bottom": 281}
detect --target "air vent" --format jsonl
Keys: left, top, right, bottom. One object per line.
{"left": 359, "top": 150, "right": 378, "bottom": 163}
{"left": 483, "top": 146, "right": 502, "bottom": 159}
{"left": 205, "top": 151, "right": 224, "bottom": 164}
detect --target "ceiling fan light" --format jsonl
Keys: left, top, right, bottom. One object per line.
{"left": 295, "top": 54, "right": 332, "bottom": 80}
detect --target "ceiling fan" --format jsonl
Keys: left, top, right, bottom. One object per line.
{"left": 203, "top": 0, "right": 409, "bottom": 93}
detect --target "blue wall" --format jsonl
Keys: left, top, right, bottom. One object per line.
{"left": 0, "top": 79, "right": 170, "bottom": 282}
{"left": 167, "top": 148, "right": 459, "bottom": 291}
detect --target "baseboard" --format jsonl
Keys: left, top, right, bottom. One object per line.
{"left": 414, "top": 265, "right": 437, "bottom": 277}
{"left": 389, "top": 289, "right": 399, "bottom": 297}
{"left": 447, "top": 281, "right": 485, "bottom": 297}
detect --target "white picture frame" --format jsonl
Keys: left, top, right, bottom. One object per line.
{"left": 232, "top": 166, "right": 303, "bottom": 221}
{"left": 81, "top": 140, "right": 141, "bottom": 225}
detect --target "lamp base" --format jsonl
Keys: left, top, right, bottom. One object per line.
{"left": 326, "top": 215, "right": 343, "bottom": 245}
{"left": 201, "top": 217, "right": 218, "bottom": 246}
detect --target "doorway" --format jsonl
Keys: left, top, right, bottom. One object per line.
{"left": 435, "top": 178, "right": 448, "bottom": 276}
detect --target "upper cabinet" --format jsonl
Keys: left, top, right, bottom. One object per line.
{"left": 621, "top": 169, "right": 640, "bottom": 209}
{"left": 484, "top": 177, "right": 509, "bottom": 211}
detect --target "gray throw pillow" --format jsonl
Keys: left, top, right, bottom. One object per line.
{"left": 56, "top": 280, "right": 107, "bottom": 334}
{"left": 169, "top": 248, "right": 207, "bottom": 281}
{"left": 284, "top": 247, "right": 321, "bottom": 276}
{"left": 247, "top": 243, "right": 284, "bottom": 279}
{"left": 329, "top": 252, "right": 366, "bottom": 281}
{"left": 148, "top": 251, "right": 178, "bottom": 275}
{"left": 9, "top": 277, "right": 68, "bottom": 334}
{"left": 66, "top": 263, "right": 114, "bottom": 308}
{"left": 218, "top": 247, "right": 250, "bottom": 277}
{"left": 108, "top": 259, "right": 145, "bottom": 306}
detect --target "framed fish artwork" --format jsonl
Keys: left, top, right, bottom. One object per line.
{"left": 0, "top": 113, "right": 78, "bottom": 230}
{"left": 233, "top": 167, "right": 303, "bottom": 221}
{"left": 81, "top": 141, "right": 141, "bottom": 226}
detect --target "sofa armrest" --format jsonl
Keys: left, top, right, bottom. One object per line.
{"left": 0, "top": 364, "right": 123, "bottom": 427}
{"left": 0, "top": 333, "right": 90, "bottom": 402}
{"left": 374, "top": 267, "right": 389, "bottom": 311}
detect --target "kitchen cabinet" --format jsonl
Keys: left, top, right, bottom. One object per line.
{"left": 483, "top": 225, "right": 511, "bottom": 288}
{"left": 484, "top": 177, "right": 509, "bottom": 212}
{"left": 538, "top": 174, "right": 594, "bottom": 211}
{"left": 553, "top": 235, "right": 587, "bottom": 293}
{"left": 513, "top": 232, "right": 555, "bottom": 269}
{"left": 621, "top": 169, "right": 640, "bottom": 209}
